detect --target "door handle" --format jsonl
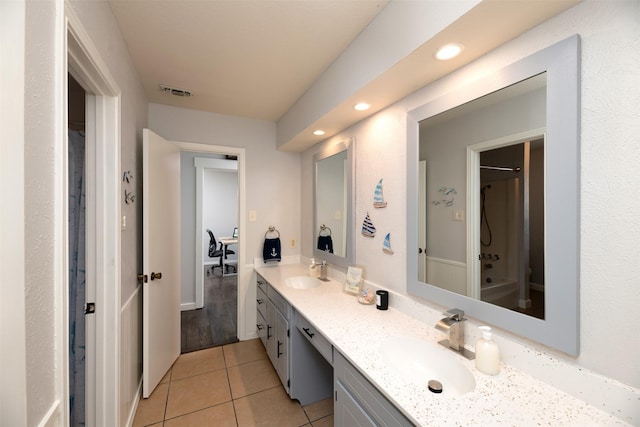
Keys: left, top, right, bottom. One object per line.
{"left": 277, "top": 340, "right": 283, "bottom": 358}
{"left": 303, "top": 327, "right": 315, "bottom": 338}
{"left": 150, "top": 272, "right": 162, "bottom": 280}
{"left": 267, "top": 325, "right": 272, "bottom": 339}
{"left": 137, "top": 274, "right": 148, "bottom": 283}
{"left": 257, "top": 324, "right": 263, "bottom": 331}
{"left": 257, "top": 299, "right": 264, "bottom": 304}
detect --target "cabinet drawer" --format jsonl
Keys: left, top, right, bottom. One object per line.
{"left": 256, "top": 311, "right": 267, "bottom": 348}
{"left": 256, "top": 286, "right": 267, "bottom": 320}
{"left": 256, "top": 274, "right": 268, "bottom": 294}
{"left": 267, "top": 284, "right": 289, "bottom": 318}
{"left": 295, "top": 312, "right": 332, "bottom": 364}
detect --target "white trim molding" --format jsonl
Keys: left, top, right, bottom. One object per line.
{"left": 65, "top": 4, "right": 122, "bottom": 426}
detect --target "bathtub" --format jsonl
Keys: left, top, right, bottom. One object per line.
{"left": 480, "top": 278, "right": 519, "bottom": 309}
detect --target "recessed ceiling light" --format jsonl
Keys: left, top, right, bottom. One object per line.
{"left": 313, "top": 130, "right": 326, "bottom": 136}
{"left": 435, "top": 43, "right": 463, "bottom": 61}
{"left": 354, "top": 102, "right": 371, "bottom": 111}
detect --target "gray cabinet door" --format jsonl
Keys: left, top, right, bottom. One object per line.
{"left": 335, "top": 382, "right": 376, "bottom": 427}
{"left": 274, "top": 307, "right": 289, "bottom": 390}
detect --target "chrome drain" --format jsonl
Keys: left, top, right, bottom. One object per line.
{"left": 428, "top": 380, "right": 443, "bottom": 394}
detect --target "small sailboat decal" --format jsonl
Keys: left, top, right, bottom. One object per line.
{"left": 382, "top": 233, "right": 394, "bottom": 254}
{"left": 373, "top": 179, "right": 387, "bottom": 208}
{"left": 361, "top": 212, "right": 376, "bottom": 237}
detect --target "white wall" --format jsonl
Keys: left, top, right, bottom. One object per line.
{"left": 303, "top": 0, "right": 640, "bottom": 393}
{"left": 5, "top": 1, "right": 148, "bottom": 425}
{"left": 150, "top": 103, "right": 301, "bottom": 261}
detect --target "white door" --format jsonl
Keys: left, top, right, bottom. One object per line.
{"left": 142, "top": 128, "right": 181, "bottom": 398}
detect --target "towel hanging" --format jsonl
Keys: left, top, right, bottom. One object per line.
{"left": 317, "top": 224, "right": 334, "bottom": 253}
{"left": 263, "top": 226, "right": 281, "bottom": 263}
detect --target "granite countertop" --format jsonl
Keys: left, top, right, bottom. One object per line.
{"left": 255, "top": 264, "right": 628, "bottom": 426}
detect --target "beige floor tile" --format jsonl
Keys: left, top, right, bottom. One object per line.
{"left": 227, "top": 358, "right": 280, "bottom": 399}
{"left": 165, "top": 369, "right": 232, "bottom": 419}
{"left": 172, "top": 346, "right": 226, "bottom": 380}
{"left": 234, "top": 386, "right": 308, "bottom": 427}
{"left": 303, "top": 397, "right": 333, "bottom": 422}
{"left": 164, "top": 401, "right": 237, "bottom": 427}
{"left": 132, "top": 382, "right": 169, "bottom": 427}
{"left": 311, "top": 415, "right": 333, "bottom": 427}
{"left": 312, "top": 414, "right": 333, "bottom": 427}
{"left": 223, "top": 338, "right": 267, "bottom": 368}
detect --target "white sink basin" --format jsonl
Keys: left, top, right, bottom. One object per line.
{"left": 285, "top": 276, "right": 322, "bottom": 289}
{"left": 380, "top": 336, "right": 476, "bottom": 396}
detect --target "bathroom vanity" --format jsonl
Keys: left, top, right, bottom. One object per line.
{"left": 255, "top": 264, "right": 628, "bottom": 426}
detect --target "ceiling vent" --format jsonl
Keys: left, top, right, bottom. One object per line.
{"left": 159, "top": 84, "right": 192, "bottom": 97}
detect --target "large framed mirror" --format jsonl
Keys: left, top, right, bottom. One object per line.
{"left": 313, "top": 139, "right": 355, "bottom": 268}
{"left": 407, "top": 35, "right": 580, "bottom": 355}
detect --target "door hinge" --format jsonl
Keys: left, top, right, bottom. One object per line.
{"left": 84, "top": 302, "right": 96, "bottom": 314}
{"left": 287, "top": 329, "right": 290, "bottom": 337}
{"left": 287, "top": 379, "right": 290, "bottom": 388}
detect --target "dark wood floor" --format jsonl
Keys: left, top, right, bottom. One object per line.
{"left": 513, "top": 289, "right": 545, "bottom": 320}
{"left": 180, "top": 271, "right": 238, "bottom": 353}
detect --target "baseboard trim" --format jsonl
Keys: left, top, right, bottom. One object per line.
{"left": 37, "top": 399, "right": 62, "bottom": 427}
{"left": 125, "top": 379, "right": 143, "bottom": 427}
{"left": 181, "top": 302, "right": 196, "bottom": 311}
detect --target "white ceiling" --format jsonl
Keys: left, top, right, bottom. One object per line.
{"left": 109, "top": 0, "right": 389, "bottom": 122}
{"left": 109, "top": 0, "right": 579, "bottom": 151}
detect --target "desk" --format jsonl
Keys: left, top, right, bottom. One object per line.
{"left": 219, "top": 237, "right": 237, "bottom": 276}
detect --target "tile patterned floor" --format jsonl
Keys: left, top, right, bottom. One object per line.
{"left": 133, "top": 339, "right": 334, "bottom": 427}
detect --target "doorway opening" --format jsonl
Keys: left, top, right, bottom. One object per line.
{"left": 67, "top": 74, "right": 88, "bottom": 427}
{"left": 180, "top": 154, "right": 240, "bottom": 353}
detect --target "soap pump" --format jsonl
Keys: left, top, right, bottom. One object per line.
{"left": 475, "top": 326, "right": 500, "bottom": 375}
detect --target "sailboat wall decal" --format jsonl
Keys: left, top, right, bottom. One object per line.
{"left": 373, "top": 179, "right": 387, "bottom": 208}
{"left": 361, "top": 212, "right": 376, "bottom": 237}
{"left": 382, "top": 233, "right": 394, "bottom": 254}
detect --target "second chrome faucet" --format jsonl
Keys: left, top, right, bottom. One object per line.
{"left": 435, "top": 308, "right": 475, "bottom": 360}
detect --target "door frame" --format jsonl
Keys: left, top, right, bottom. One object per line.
{"left": 178, "top": 142, "right": 247, "bottom": 339}
{"left": 66, "top": 6, "right": 121, "bottom": 426}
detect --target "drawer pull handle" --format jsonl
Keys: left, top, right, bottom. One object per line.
{"left": 257, "top": 324, "right": 263, "bottom": 331}
{"left": 303, "top": 327, "right": 315, "bottom": 338}
{"left": 267, "top": 325, "right": 272, "bottom": 339}
{"left": 257, "top": 299, "right": 264, "bottom": 304}
{"left": 277, "top": 340, "right": 283, "bottom": 358}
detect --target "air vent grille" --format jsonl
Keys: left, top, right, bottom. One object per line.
{"left": 159, "top": 84, "right": 192, "bottom": 97}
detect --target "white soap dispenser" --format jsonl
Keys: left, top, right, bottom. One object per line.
{"left": 475, "top": 326, "right": 500, "bottom": 375}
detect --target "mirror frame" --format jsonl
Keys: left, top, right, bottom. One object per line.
{"left": 406, "top": 35, "right": 580, "bottom": 355}
{"left": 313, "top": 139, "right": 355, "bottom": 269}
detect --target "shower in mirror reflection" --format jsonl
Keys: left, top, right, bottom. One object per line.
{"left": 478, "top": 141, "right": 544, "bottom": 319}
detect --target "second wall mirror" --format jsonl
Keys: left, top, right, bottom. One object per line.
{"left": 313, "top": 139, "right": 355, "bottom": 268}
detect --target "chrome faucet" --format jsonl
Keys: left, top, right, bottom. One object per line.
{"left": 311, "top": 260, "right": 329, "bottom": 281}
{"left": 435, "top": 308, "right": 475, "bottom": 360}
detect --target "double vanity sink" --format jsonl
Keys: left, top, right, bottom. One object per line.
{"left": 255, "top": 264, "right": 628, "bottom": 426}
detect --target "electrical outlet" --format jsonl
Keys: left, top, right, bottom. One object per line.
{"left": 248, "top": 210, "right": 257, "bottom": 222}
{"left": 290, "top": 239, "right": 296, "bottom": 248}
{"left": 453, "top": 209, "right": 464, "bottom": 221}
